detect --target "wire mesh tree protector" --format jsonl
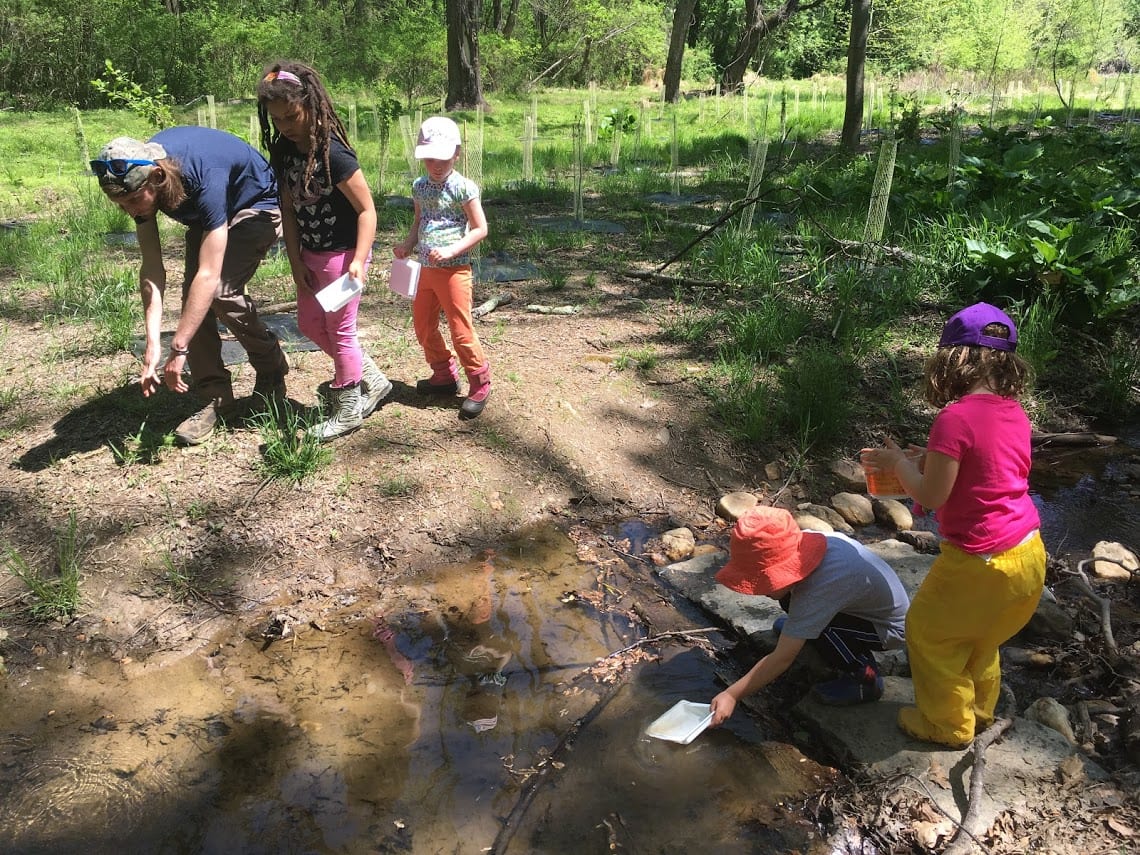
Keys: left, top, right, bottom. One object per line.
{"left": 862, "top": 137, "right": 898, "bottom": 267}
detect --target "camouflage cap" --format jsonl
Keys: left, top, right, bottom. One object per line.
{"left": 92, "top": 137, "right": 168, "bottom": 193}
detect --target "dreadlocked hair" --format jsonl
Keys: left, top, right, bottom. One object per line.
{"left": 256, "top": 60, "right": 356, "bottom": 207}
{"left": 924, "top": 321, "right": 1033, "bottom": 408}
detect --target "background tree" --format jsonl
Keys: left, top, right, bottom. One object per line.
{"left": 664, "top": 0, "right": 700, "bottom": 101}
{"left": 841, "top": 0, "right": 871, "bottom": 150}
{"left": 447, "top": 0, "right": 487, "bottom": 109}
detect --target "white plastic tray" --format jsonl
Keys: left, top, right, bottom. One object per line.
{"left": 316, "top": 273, "right": 364, "bottom": 312}
{"left": 645, "top": 700, "right": 714, "bottom": 744}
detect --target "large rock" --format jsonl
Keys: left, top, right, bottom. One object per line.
{"left": 661, "top": 527, "right": 695, "bottom": 562}
{"left": 793, "top": 511, "right": 834, "bottom": 532}
{"left": 716, "top": 492, "right": 759, "bottom": 522}
{"left": 1091, "top": 541, "right": 1137, "bottom": 582}
{"left": 829, "top": 457, "right": 866, "bottom": 489}
{"left": 872, "top": 497, "right": 913, "bottom": 531}
{"left": 798, "top": 503, "right": 855, "bottom": 534}
{"left": 831, "top": 492, "right": 874, "bottom": 526}
{"left": 1022, "top": 596, "right": 1074, "bottom": 642}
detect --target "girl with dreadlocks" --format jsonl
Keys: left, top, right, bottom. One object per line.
{"left": 257, "top": 61, "right": 391, "bottom": 440}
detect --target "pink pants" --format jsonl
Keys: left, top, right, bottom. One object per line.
{"left": 298, "top": 248, "right": 368, "bottom": 387}
{"left": 412, "top": 265, "right": 487, "bottom": 374}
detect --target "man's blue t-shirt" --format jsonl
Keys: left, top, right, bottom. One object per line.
{"left": 149, "top": 127, "right": 278, "bottom": 231}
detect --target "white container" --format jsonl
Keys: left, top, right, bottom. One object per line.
{"left": 315, "top": 273, "right": 364, "bottom": 312}
{"left": 645, "top": 700, "right": 714, "bottom": 745}
{"left": 389, "top": 257, "right": 420, "bottom": 298}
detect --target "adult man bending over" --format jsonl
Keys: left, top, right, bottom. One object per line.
{"left": 92, "top": 127, "right": 289, "bottom": 444}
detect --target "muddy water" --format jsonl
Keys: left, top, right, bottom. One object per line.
{"left": 0, "top": 525, "right": 827, "bottom": 854}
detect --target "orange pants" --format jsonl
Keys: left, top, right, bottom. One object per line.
{"left": 412, "top": 265, "right": 487, "bottom": 374}
{"left": 901, "top": 531, "right": 1045, "bottom": 746}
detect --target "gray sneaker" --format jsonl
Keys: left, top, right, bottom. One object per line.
{"left": 360, "top": 354, "right": 393, "bottom": 418}
{"left": 174, "top": 396, "right": 235, "bottom": 446}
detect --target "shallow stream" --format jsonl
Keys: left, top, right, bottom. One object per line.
{"left": 0, "top": 525, "right": 827, "bottom": 854}
{"left": 2, "top": 434, "right": 1135, "bottom": 853}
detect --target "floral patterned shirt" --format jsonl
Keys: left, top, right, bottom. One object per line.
{"left": 412, "top": 170, "right": 479, "bottom": 267}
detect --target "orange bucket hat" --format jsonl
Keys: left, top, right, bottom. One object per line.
{"left": 715, "top": 507, "right": 827, "bottom": 596}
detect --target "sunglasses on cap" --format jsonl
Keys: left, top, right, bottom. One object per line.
{"left": 89, "top": 158, "right": 156, "bottom": 178}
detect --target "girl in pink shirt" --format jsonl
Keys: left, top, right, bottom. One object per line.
{"left": 865, "top": 302, "right": 1045, "bottom": 747}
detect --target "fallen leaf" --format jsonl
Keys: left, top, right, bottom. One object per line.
{"left": 1106, "top": 816, "right": 1134, "bottom": 838}
{"left": 913, "top": 818, "right": 954, "bottom": 849}
{"left": 927, "top": 756, "right": 951, "bottom": 789}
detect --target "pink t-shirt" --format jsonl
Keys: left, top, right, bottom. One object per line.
{"left": 926, "top": 394, "right": 1040, "bottom": 554}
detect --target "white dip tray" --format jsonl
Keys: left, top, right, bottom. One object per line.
{"left": 646, "top": 700, "right": 714, "bottom": 745}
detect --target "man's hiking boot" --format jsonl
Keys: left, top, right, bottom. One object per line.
{"left": 175, "top": 395, "right": 236, "bottom": 446}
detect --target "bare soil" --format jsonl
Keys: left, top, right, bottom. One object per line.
{"left": 2, "top": 200, "right": 1139, "bottom": 852}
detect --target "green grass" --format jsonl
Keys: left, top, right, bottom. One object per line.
{"left": 252, "top": 399, "right": 333, "bottom": 483}
{"left": 4, "top": 511, "right": 83, "bottom": 622}
{"left": 3, "top": 80, "right": 1138, "bottom": 450}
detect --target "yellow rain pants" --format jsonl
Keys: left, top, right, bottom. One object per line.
{"left": 899, "top": 532, "right": 1045, "bottom": 747}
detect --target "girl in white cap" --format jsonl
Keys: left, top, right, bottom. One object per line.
{"left": 393, "top": 116, "right": 492, "bottom": 419}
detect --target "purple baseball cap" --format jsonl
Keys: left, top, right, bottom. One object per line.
{"left": 938, "top": 302, "right": 1018, "bottom": 352}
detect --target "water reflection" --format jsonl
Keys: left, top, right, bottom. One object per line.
{"left": 0, "top": 523, "right": 823, "bottom": 854}
{"left": 1030, "top": 436, "right": 1140, "bottom": 554}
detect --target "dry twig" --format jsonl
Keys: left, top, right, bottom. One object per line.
{"left": 943, "top": 717, "right": 1013, "bottom": 855}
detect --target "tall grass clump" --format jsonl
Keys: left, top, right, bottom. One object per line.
{"left": 1094, "top": 329, "right": 1140, "bottom": 423}
{"left": 717, "top": 299, "right": 809, "bottom": 361}
{"left": 1013, "top": 293, "right": 1062, "bottom": 380}
{"left": 776, "top": 343, "right": 855, "bottom": 449}
{"left": 4, "top": 511, "right": 83, "bottom": 622}
{"left": 709, "top": 358, "right": 779, "bottom": 444}
{"left": 253, "top": 399, "right": 333, "bottom": 483}
{"left": 692, "top": 228, "right": 782, "bottom": 288}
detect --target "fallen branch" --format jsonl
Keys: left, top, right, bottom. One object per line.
{"left": 473, "top": 292, "right": 513, "bottom": 318}
{"left": 257, "top": 301, "right": 298, "bottom": 315}
{"left": 525, "top": 304, "right": 580, "bottom": 315}
{"left": 1063, "top": 559, "right": 1123, "bottom": 655}
{"left": 595, "top": 627, "right": 719, "bottom": 662}
{"left": 943, "top": 717, "right": 1013, "bottom": 855}
{"left": 490, "top": 672, "right": 628, "bottom": 854}
{"left": 1031, "top": 431, "right": 1117, "bottom": 448}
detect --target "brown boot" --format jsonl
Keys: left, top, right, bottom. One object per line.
{"left": 174, "top": 395, "right": 235, "bottom": 446}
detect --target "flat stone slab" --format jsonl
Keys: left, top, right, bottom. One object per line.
{"left": 658, "top": 540, "right": 934, "bottom": 641}
{"left": 795, "top": 677, "right": 1107, "bottom": 832}
{"left": 473, "top": 251, "right": 539, "bottom": 282}
{"left": 661, "top": 542, "right": 1108, "bottom": 840}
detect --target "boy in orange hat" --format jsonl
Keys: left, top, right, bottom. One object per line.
{"left": 709, "top": 506, "right": 909, "bottom": 725}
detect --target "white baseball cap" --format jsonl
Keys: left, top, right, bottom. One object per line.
{"left": 414, "top": 116, "right": 462, "bottom": 160}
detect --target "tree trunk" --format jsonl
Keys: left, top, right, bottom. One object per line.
{"left": 841, "top": 0, "right": 872, "bottom": 151}
{"left": 720, "top": 0, "right": 801, "bottom": 94}
{"left": 664, "top": 0, "right": 699, "bottom": 103}
{"left": 491, "top": 0, "right": 502, "bottom": 31}
{"left": 503, "top": 0, "right": 520, "bottom": 37}
{"left": 446, "top": 0, "right": 486, "bottom": 110}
